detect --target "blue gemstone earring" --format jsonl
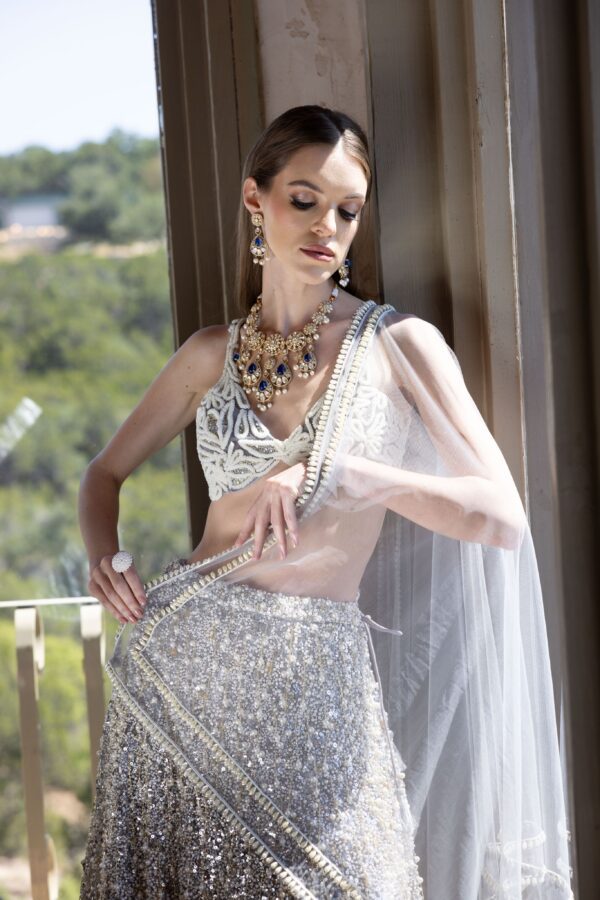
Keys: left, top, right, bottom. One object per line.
{"left": 250, "top": 213, "right": 271, "bottom": 265}
{"left": 338, "top": 257, "right": 351, "bottom": 287}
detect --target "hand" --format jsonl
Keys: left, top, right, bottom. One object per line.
{"left": 87, "top": 554, "right": 148, "bottom": 624}
{"left": 233, "top": 461, "right": 306, "bottom": 560}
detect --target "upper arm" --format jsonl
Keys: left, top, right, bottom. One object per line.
{"left": 386, "top": 315, "right": 518, "bottom": 489}
{"left": 87, "top": 323, "right": 230, "bottom": 486}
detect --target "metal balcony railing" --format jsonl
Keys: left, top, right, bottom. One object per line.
{"left": 2, "top": 597, "right": 106, "bottom": 900}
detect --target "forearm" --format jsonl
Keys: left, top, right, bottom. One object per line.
{"left": 78, "top": 463, "right": 122, "bottom": 573}
{"left": 338, "top": 455, "right": 525, "bottom": 549}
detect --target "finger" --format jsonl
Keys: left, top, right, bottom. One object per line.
{"left": 123, "top": 567, "right": 147, "bottom": 606}
{"left": 88, "top": 560, "right": 127, "bottom": 622}
{"left": 270, "top": 497, "right": 287, "bottom": 559}
{"left": 88, "top": 579, "right": 129, "bottom": 623}
{"left": 90, "top": 560, "right": 133, "bottom": 622}
{"left": 100, "top": 559, "right": 144, "bottom": 616}
{"left": 233, "top": 514, "right": 255, "bottom": 548}
{"left": 280, "top": 492, "right": 299, "bottom": 549}
{"left": 112, "top": 575, "right": 144, "bottom": 617}
{"left": 233, "top": 523, "right": 253, "bottom": 547}
{"left": 95, "top": 571, "right": 140, "bottom": 622}
{"left": 252, "top": 507, "right": 270, "bottom": 559}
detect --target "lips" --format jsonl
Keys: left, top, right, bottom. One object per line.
{"left": 300, "top": 245, "right": 335, "bottom": 261}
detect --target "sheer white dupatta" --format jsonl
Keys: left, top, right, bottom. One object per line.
{"left": 219, "top": 300, "right": 574, "bottom": 899}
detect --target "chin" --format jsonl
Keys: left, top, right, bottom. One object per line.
{"left": 294, "top": 264, "right": 336, "bottom": 285}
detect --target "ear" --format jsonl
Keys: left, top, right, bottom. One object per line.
{"left": 242, "top": 177, "right": 262, "bottom": 216}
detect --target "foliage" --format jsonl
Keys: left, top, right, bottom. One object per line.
{"left": 0, "top": 133, "right": 191, "bottom": 895}
{"left": 0, "top": 620, "right": 24, "bottom": 856}
{"left": 0, "top": 249, "right": 187, "bottom": 603}
{"left": 39, "top": 635, "right": 93, "bottom": 794}
{"left": 0, "top": 145, "right": 69, "bottom": 198}
{"left": 0, "top": 130, "right": 165, "bottom": 242}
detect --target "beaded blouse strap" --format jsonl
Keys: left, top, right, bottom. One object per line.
{"left": 223, "top": 318, "right": 242, "bottom": 379}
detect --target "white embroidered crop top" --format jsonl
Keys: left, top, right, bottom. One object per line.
{"left": 196, "top": 318, "right": 326, "bottom": 501}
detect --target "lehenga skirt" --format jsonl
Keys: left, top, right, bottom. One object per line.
{"left": 79, "top": 559, "right": 424, "bottom": 899}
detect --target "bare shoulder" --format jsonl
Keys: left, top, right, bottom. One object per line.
{"left": 381, "top": 309, "right": 446, "bottom": 349}
{"left": 177, "top": 322, "right": 232, "bottom": 394}
{"left": 377, "top": 310, "right": 463, "bottom": 386}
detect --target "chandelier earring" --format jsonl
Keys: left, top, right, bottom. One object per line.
{"left": 337, "top": 257, "right": 352, "bottom": 287}
{"left": 249, "top": 212, "right": 271, "bottom": 266}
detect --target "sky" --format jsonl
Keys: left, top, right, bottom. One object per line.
{"left": 0, "top": 0, "right": 159, "bottom": 155}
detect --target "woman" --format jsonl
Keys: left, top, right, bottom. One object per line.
{"left": 78, "top": 106, "right": 573, "bottom": 898}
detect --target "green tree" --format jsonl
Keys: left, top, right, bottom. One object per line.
{"left": 0, "top": 248, "right": 186, "bottom": 603}
{"left": 0, "top": 135, "right": 191, "bottom": 892}
{"left": 0, "top": 130, "right": 165, "bottom": 242}
{"left": 57, "top": 164, "right": 122, "bottom": 242}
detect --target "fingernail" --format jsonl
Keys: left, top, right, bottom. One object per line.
{"left": 280, "top": 548, "right": 285, "bottom": 559}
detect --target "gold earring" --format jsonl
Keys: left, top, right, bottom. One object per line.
{"left": 337, "top": 257, "right": 351, "bottom": 287}
{"left": 250, "top": 213, "right": 271, "bottom": 266}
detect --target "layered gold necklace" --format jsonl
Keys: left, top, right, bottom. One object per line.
{"left": 234, "top": 284, "right": 339, "bottom": 411}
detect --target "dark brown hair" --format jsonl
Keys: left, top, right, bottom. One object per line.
{"left": 233, "top": 105, "right": 373, "bottom": 316}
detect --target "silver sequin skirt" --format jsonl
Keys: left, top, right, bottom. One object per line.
{"left": 79, "top": 560, "right": 424, "bottom": 899}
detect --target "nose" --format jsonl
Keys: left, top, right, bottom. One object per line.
{"left": 312, "top": 207, "right": 336, "bottom": 236}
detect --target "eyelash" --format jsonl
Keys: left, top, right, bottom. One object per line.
{"left": 290, "top": 197, "right": 359, "bottom": 221}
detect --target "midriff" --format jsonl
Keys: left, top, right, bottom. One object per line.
{"left": 186, "top": 458, "right": 296, "bottom": 564}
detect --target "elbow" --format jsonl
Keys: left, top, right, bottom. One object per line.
{"left": 80, "top": 456, "right": 123, "bottom": 492}
{"left": 79, "top": 461, "right": 94, "bottom": 493}
{"left": 465, "top": 484, "right": 527, "bottom": 550}
{"left": 79, "top": 458, "right": 99, "bottom": 492}
{"left": 489, "top": 506, "right": 528, "bottom": 551}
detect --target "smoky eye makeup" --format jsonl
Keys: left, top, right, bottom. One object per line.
{"left": 289, "top": 196, "right": 359, "bottom": 221}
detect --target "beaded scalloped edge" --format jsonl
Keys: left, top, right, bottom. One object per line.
{"left": 482, "top": 827, "right": 574, "bottom": 895}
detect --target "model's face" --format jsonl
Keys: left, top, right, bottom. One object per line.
{"left": 243, "top": 141, "right": 368, "bottom": 284}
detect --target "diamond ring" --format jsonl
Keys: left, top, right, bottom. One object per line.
{"left": 111, "top": 550, "right": 133, "bottom": 574}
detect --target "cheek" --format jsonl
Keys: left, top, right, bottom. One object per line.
{"left": 267, "top": 198, "right": 303, "bottom": 238}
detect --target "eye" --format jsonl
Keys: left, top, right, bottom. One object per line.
{"left": 290, "top": 197, "right": 359, "bottom": 221}
{"left": 290, "top": 197, "right": 315, "bottom": 211}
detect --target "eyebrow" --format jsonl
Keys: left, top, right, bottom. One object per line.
{"left": 287, "top": 179, "right": 365, "bottom": 200}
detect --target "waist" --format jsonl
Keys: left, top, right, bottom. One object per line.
{"left": 204, "top": 579, "right": 364, "bottom": 628}
{"left": 159, "top": 556, "right": 363, "bottom": 628}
